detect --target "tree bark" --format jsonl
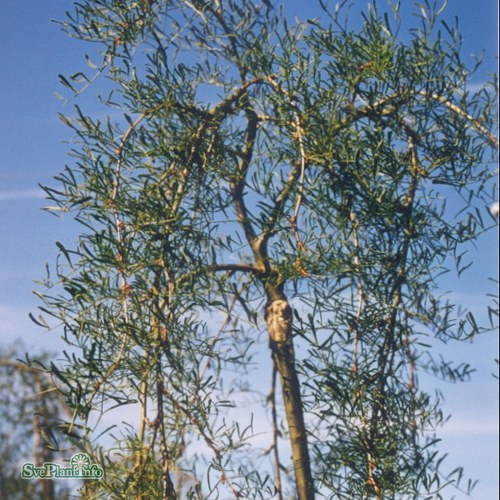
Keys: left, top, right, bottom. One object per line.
{"left": 265, "top": 292, "right": 315, "bottom": 500}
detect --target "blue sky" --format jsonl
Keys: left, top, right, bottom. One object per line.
{"left": 0, "top": 1, "right": 498, "bottom": 498}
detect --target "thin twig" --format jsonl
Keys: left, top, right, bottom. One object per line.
{"left": 269, "top": 360, "right": 284, "bottom": 500}
{"left": 290, "top": 112, "right": 308, "bottom": 252}
{"left": 349, "top": 208, "right": 364, "bottom": 374}
{"left": 86, "top": 112, "right": 149, "bottom": 410}
{"left": 355, "top": 88, "right": 498, "bottom": 148}
{"left": 265, "top": 76, "right": 309, "bottom": 252}
{"left": 162, "top": 385, "right": 244, "bottom": 498}
{"left": 156, "top": 361, "right": 177, "bottom": 499}
{"left": 416, "top": 90, "right": 499, "bottom": 148}
{"left": 168, "top": 281, "right": 251, "bottom": 496}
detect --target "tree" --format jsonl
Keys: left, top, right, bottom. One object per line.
{"left": 34, "top": 0, "right": 497, "bottom": 498}
{"left": 0, "top": 345, "right": 74, "bottom": 500}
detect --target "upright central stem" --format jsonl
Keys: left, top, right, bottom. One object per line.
{"left": 265, "top": 291, "right": 315, "bottom": 500}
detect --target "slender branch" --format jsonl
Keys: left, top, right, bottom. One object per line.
{"left": 349, "top": 208, "right": 364, "bottom": 374}
{"left": 125, "top": 417, "right": 160, "bottom": 493}
{"left": 156, "top": 360, "right": 177, "bottom": 499}
{"left": 229, "top": 111, "right": 262, "bottom": 262}
{"left": 403, "top": 328, "right": 420, "bottom": 468}
{"left": 0, "top": 359, "right": 49, "bottom": 373}
{"left": 416, "top": 90, "right": 499, "bottom": 148}
{"left": 373, "top": 125, "right": 421, "bottom": 437}
{"left": 135, "top": 344, "right": 151, "bottom": 475}
{"left": 262, "top": 77, "right": 310, "bottom": 251}
{"left": 268, "top": 360, "right": 284, "bottom": 500}
{"left": 173, "top": 281, "right": 251, "bottom": 465}
{"left": 349, "top": 87, "right": 498, "bottom": 148}
{"left": 199, "top": 282, "right": 251, "bottom": 380}
{"left": 205, "top": 2, "right": 247, "bottom": 81}
{"left": 161, "top": 385, "right": 244, "bottom": 498}
{"left": 174, "top": 263, "right": 264, "bottom": 291}
{"left": 252, "top": 75, "right": 315, "bottom": 270}
{"left": 85, "top": 111, "right": 147, "bottom": 410}
{"left": 87, "top": 78, "right": 267, "bottom": 414}
{"left": 290, "top": 108, "right": 308, "bottom": 252}
{"left": 211, "top": 263, "right": 264, "bottom": 275}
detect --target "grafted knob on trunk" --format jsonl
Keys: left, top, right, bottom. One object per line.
{"left": 265, "top": 299, "right": 292, "bottom": 343}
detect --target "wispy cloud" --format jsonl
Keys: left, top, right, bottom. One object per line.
{"left": 439, "top": 415, "right": 499, "bottom": 437}
{"left": 0, "top": 188, "right": 44, "bottom": 202}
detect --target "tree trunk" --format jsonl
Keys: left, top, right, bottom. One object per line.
{"left": 265, "top": 294, "right": 315, "bottom": 500}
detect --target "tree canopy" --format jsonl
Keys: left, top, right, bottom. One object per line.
{"left": 32, "top": 1, "right": 498, "bottom": 498}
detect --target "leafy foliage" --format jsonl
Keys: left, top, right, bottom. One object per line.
{"left": 34, "top": 0, "right": 498, "bottom": 498}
